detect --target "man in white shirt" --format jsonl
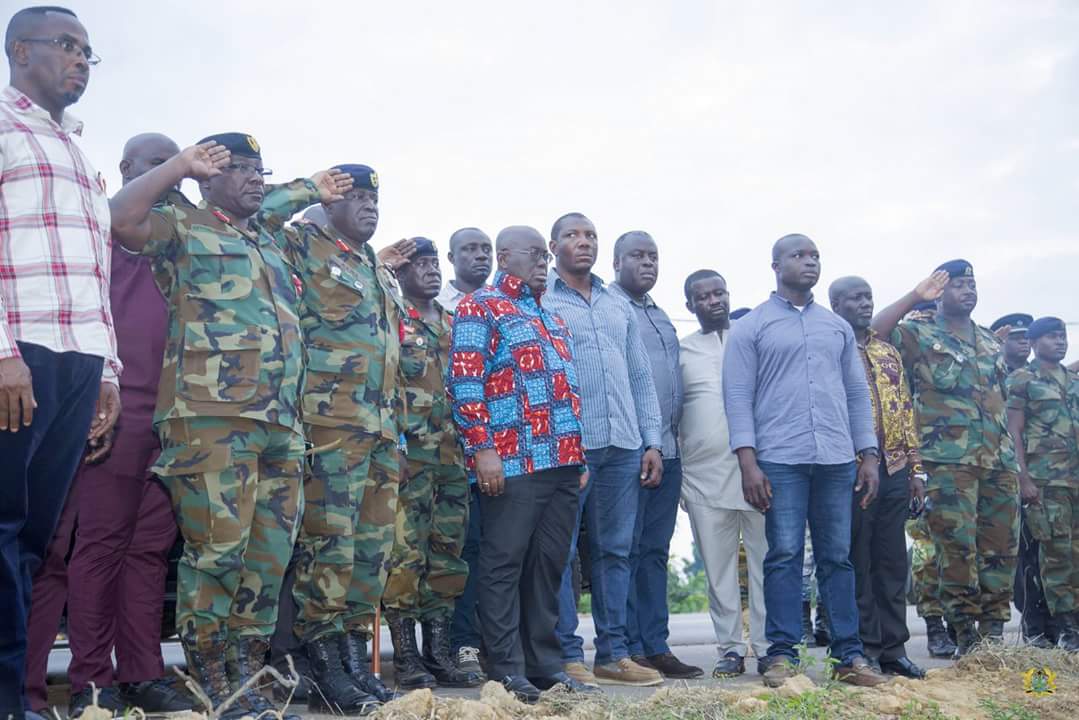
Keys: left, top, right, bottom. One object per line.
{"left": 678, "top": 270, "right": 767, "bottom": 677}
{"left": 435, "top": 227, "right": 492, "bottom": 311}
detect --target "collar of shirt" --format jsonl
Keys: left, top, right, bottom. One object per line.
{"left": 609, "top": 282, "right": 656, "bottom": 308}
{"left": 493, "top": 270, "right": 542, "bottom": 303}
{"left": 1, "top": 85, "right": 83, "bottom": 135}
{"left": 549, "top": 268, "right": 604, "bottom": 296}
{"left": 770, "top": 291, "right": 816, "bottom": 310}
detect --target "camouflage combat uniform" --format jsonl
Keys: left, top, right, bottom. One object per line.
{"left": 143, "top": 180, "right": 320, "bottom": 650}
{"left": 288, "top": 221, "right": 405, "bottom": 641}
{"left": 891, "top": 310, "right": 1019, "bottom": 627}
{"left": 1006, "top": 364, "right": 1079, "bottom": 618}
{"left": 907, "top": 516, "right": 944, "bottom": 618}
{"left": 382, "top": 301, "right": 469, "bottom": 620}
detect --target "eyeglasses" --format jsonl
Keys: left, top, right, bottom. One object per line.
{"left": 223, "top": 164, "right": 272, "bottom": 178}
{"left": 505, "top": 248, "right": 552, "bottom": 264}
{"left": 20, "top": 36, "right": 101, "bottom": 65}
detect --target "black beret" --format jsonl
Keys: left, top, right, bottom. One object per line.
{"left": 990, "top": 314, "right": 1033, "bottom": 334}
{"left": 935, "top": 258, "right": 974, "bottom": 280}
{"left": 334, "top": 164, "right": 379, "bottom": 193}
{"left": 199, "top": 132, "right": 261, "bottom": 159}
{"left": 410, "top": 237, "right": 437, "bottom": 258}
{"left": 1027, "top": 317, "right": 1066, "bottom": 342}
{"left": 730, "top": 307, "right": 752, "bottom": 320}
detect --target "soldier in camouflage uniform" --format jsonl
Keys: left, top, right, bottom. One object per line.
{"left": 109, "top": 133, "right": 352, "bottom": 719}
{"left": 380, "top": 239, "right": 481, "bottom": 690}
{"left": 1006, "top": 317, "right": 1079, "bottom": 651}
{"left": 286, "top": 164, "right": 403, "bottom": 708}
{"left": 872, "top": 259, "right": 1019, "bottom": 656}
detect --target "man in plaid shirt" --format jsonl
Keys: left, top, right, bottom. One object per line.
{"left": 0, "top": 7, "right": 121, "bottom": 719}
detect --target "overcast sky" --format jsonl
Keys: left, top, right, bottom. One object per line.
{"left": 6, "top": 0, "right": 1076, "bottom": 360}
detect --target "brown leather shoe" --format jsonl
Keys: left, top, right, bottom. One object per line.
{"left": 593, "top": 658, "right": 664, "bottom": 687}
{"left": 563, "top": 661, "right": 600, "bottom": 687}
{"left": 762, "top": 658, "right": 796, "bottom": 688}
{"left": 646, "top": 652, "right": 704, "bottom": 679}
{"left": 834, "top": 657, "right": 888, "bottom": 687}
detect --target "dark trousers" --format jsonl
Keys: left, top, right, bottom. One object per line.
{"left": 450, "top": 489, "right": 482, "bottom": 652}
{"left": 850, "top": 462, "right": 911, "bottom": 662}
{"left": 627, "top": 457, "right": 682, "bottom": 657}
{"left": 1014, "top": 513, "right": 1055, "bottom": 638}
{"left": 24, "top": 423, "right": 176, "bottom": 706}
{"left": 269, "top": 546, "right": 303, "bottom": 670}
{"left": 478, "top": 466, "right": 578, "bottom": 679}
{"left": 0, "top": 343, "right": 102, "bottom": 717}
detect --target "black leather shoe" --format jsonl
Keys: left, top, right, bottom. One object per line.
{"left": 500, "top": 675, "right": 541, "bottom": 704}
{"left": 69, "top": 687, "right": 125, "bottom": 719}
{"left": 119, "top": 680, "right": 196, "bottom": 713}
{"left": 529, "top": 671, "right": 603, "bottom": 693}
{"left": 712, "top": 652, "right": 745, "bottom": 677}
{"left": 647, "top": 652, "right": 704, "bottom": 679}
{"left": 881, "top": 656, "right": 926, "bottom": 679}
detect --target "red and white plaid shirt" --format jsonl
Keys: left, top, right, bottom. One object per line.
{"left": 0, "top": 85, "right": 119, "bottom": 383}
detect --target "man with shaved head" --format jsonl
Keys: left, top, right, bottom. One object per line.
{"left": 1, "top": 9, "right": 121, "bottom": 718}
{"left": 448, "top": 226, "right": 592, "bottom": 703}
{"left": 23, "top": 133, "right": 194, "bottom": 717}
{"left": 723, "top": 234, "right": 883, "bottom": 688}
{"left": 830, "top": 276, "right": 926, "bottom": 679}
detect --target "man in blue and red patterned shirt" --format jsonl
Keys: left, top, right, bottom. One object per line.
{"left": 448, "top": 225, "right": 593, "bottom": 704}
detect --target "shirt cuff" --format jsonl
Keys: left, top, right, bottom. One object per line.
{"left": 101, "top": 361, "right": 120, "bottom": 386}
{"left": 728, "top": 430, "right": 756, "bottom": 452}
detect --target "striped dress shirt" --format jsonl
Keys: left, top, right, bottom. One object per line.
{"left": 0, "top": 86, "right": 119, "bottom": 381}
{"left": 542, "top": 269, "right": 661, "bottom": 452}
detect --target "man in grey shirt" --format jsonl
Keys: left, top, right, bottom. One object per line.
{"left": 543, "top": 213, "right": 665, "bottom": 688}
{"left": 609, "top": 231, "right": 702, "bottom": 680}
{"left": 722, "top": 233, "right": 884, "bottom": 688}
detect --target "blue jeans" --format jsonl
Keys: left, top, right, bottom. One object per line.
{"left": 627, "top": 457, "right": 682, "bottom": 657}
{"left": 556, "top": 446, "right": 642, "bottom": 665}
{"left": 450, "top": 488, "right": 482, "bottom": 651}
{"left": 758, "top": 461, "right": 863, "bottom": 665}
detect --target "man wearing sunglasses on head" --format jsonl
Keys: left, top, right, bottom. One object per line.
{"left": 109, "top": 132, "right": 352, "bottom": 719}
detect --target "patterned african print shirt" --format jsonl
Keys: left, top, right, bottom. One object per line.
{"left": 860, "top": 330, "right": 924, "bottom": 476}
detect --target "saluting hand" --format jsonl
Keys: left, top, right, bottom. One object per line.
{"left": 311, "top": 168, "right": 353, "bottom": 204}
{"left": 913, "top": 270, "right": 949, "bottom": 303}
{"left": 182, "top": 141, "right": 230, "bottom": 180}
{"left": 377, "top": 238, "right": 417, "bottom": 272}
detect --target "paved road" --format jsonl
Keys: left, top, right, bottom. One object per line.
{"left": 44, "top": 606, "right": 1021, "bottom": 709}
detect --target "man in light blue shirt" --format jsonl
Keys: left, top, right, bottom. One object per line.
{"left": 723, "top": 233, "right": 884, "bottom": 688}
{"left": 543, "top": 213, "right": 664, "bottom": 688}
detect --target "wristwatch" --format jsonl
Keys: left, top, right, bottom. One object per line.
{"left": 859, "top": 448, "right": 880, "bottom": 461}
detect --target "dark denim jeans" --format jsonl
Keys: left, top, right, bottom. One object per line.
{"left": 627, "top": 457, "right": 682, "bottom": 657}
{"left": 758, "top": 461, "right": 863, "bottom": 665}
{"left": 450, "top": 487, "right": 482, "bottom": 652}
{"left": 556, "top": 446, "right": 642, "bottom": 665}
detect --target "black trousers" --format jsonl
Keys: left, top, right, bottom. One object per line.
{"left": 478, "top": 466, "right": 578, "bottom": 679}
{"left": 0, "top": 343, "right": 102, "bottom": 717}
{"left": 1014, "top": 513, "right": 1055, "bottom": 638}
{"left": 850, "top": 462, "right": 911, "bottom": 662}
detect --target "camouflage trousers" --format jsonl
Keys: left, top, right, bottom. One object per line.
{"left": 1023, "top": 485, "right": 1079, "bottom": 617}
{"left": 154, "top": 417, "right": 304, "bottom": 651}
{"left": 924, "top": 462, "right": 1018, "bottom": 625}
{"left": 382, "top": 456, "right": 470, "bottom": 620}
{"left": 293, "top": 427, "right": 401, "bottom": 640}
{"left": 907, "top": 516, "right": 944, "bottom": 618}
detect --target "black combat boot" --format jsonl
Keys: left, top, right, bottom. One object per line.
{"left": 952, "top": 622, "right": 980, "bottom": 659}
{"left": 1055, "top": 613, "right": 1079, "bottom": 652}
{"left": 1021, "top": 612, "right": 1055, "bottom": 649}
{"left": 801, "top": 601, "right": 816, "bottom": 647}
{"left": 421, "top": 615, "right": 483, "bottom": 687}
{"left": 978, "top": 619, "right": 1005, "bottom": 644}
{"left": 305, "top": 634, "right": 380, "bottom": 715}
{"left": 182, "top": 640, "right": 249, "bottom": 720}
{"left": 924, "top": 616, "right": 957, "bottom": 658}
{"left": 813, "top": 600, "right": 831, "bottom": 648}
{"left": 385, "top": 612, "right": 438, "bottom": 690}
{"left": 340, "top": 630, "right": 395, "bottom": 703}
{"left": 227, "top": 636, "right": 300, "bottom": 720}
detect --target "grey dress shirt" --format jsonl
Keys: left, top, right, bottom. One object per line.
{"left": 610, "top": 282, "right": 682, "bottom": 458}
{"left": 542, "top": 270, "right": 662, "bottom": 452}
{"left": 722, "top": 293, "right": 877, "bottom": 464}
